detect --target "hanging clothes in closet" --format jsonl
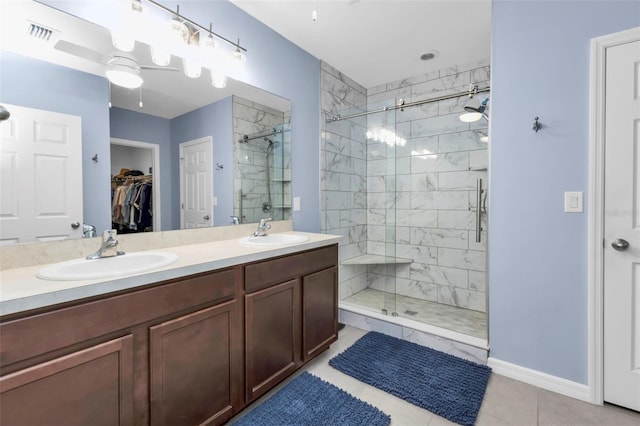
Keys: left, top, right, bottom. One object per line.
{"left": 111, "top": 174, "right": 153, "bottom": 233}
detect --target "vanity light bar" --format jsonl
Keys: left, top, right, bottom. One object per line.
{"left": 143, "top": 0, "right": 247, "bottom": 54}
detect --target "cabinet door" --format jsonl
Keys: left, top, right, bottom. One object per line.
{"left": 0, "top": 335, "right": 133, "bottom": 426}
{"left": 245, "top": 279, "right": 300, "bottom": 402}
{"left": 149, "top": 300, "right": 241, "bottom": 426}
{"left": 302, "top": 266, "right": 338, "bottom": 361}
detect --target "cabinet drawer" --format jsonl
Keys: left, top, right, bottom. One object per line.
{"left": 244, "top": 245, "right": 337, "bottom": 293}
{"left": 0, "top": 268, "right": 236, "bottom": 368}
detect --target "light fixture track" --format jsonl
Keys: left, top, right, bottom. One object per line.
{"left": 143, "top": 0, "right": 247, "bottom": 53}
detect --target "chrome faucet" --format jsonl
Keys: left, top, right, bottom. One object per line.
{"left": 251, "top": 217, "right": 272, "bottom": 237}
{"left": 230, "top": 216, "right": 240, "bottom": 225}
{"left": 86, "top": 230, "right": 125, "bottom": 259}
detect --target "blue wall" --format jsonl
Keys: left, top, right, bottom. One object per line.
{"left": 44, "top": 0, "right": 322, "bottom": 232}
{"left": 0, "top": 51, "right": 111, "bottom": 233}
{"left": 109, "top": 107, "right": 172, "bottom": 230}
{"left": 490, "top": 0, "right": 639, "bottom": 383}
{"left": 171, "top": 97, "right": 234, "bottom": 228}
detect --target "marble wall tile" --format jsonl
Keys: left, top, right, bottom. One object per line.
{"left": 411, "top": 191, "right": 469, "bottom": 210}
{"left": 439, "top": 130, "right": 487, "bottom": 153}
{"left": 438, "top": 286, "right": 486, "bottom": 312}
{"left": 409, "top": 263, "right": 469, "bottom": 288}
{"left": 395, "top": 226, "right": 411, "bottom": 244}
{"left": 338, "top": 310, "right": 404, "bottom": 339}
{"left": 410, "top": 173, "right": 438, "bottom": 191}
{"left": 469, "top": 149, "right": 488, "bottom": 169}
{"left": 395, "top": 243, "right": 438, "bottom": 265}
{"left": 437, "top": 210, "right": 475, "bottom": 230}
{"left": 469, "top": 270, "right": 487, "bottom": 292}
{"left": 367, "top": 85, "right": 412, "bottom": 107}
{"left": 410, "top": 227, "right": 469, "bottom": 250}
{"left": 410, "top": 114, "right": 471, "bottom": 138}
{"left": 398, "top": 135, "right": 439, "bottom": 158}
{"left": 437, "top": 248, "right": 486, "bottom": 272}
{"left": 438, "top": 170, "right": 487, "bottom": 190}
{"left": 395, "top": 278, "right": 439, "bottom": 302}
{"left": 411, "top": 151, "right": 469, "bottom": 173}
{"left": 402, "top": 328, "right": 487, "bottom": 364}
{"left": 395, "top": 209, "right": 438, "bottom": 227}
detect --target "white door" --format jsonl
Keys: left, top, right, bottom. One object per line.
{"left": 180, "top": 137, "right": 213, "bottom": 229}
{"left": 0, "top": 104, "right": 83, "bottom": 244}
{"left": 603, "top": 38, "right": 640, "bottom": 411}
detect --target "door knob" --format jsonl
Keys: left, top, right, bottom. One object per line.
{"left": 611, "top": 239, "right": 630, "bottom": 251}
{"left": 203, "top": 215, "right": 210, "bottom": 221}
{"left": 71, "top": 222, "right": 80, "bottom": 229}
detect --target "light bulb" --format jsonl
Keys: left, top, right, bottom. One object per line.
{"left": 233, "top": 47, "right": 246, "bottom": 63}
{"left": 200, "top": 33, "right": 216, "bottom": 50}
{"left": 111, "top": 33, "right": 135, "bottom": 52}
{"left": 183, "top": 59, "right": 201, "bottom": 78}
{"left": 211, "top": 73, "right": 227, "bottom": 88}
{"left": 150, "top": 46, "right": 171, "bottom": 66}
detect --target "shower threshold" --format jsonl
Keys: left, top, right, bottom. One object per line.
{"left": 341, "top": 288, "right": 487, "bottom": 344}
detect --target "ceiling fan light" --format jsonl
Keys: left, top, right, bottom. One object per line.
{"left": 459, "top": 112, "right": 483, "bottom": 123}
{"left": 211, "top": 73, "right": 227, "bottom": 88}
{"left": 150, "top": 46, "right": 171, "bottom": 66}
{"left": 106, "top": 57, "right": 143, "bottom": 89}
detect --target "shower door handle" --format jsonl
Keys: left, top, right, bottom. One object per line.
{"left": 475, "top": 178, "right": 483, "bottom": 243}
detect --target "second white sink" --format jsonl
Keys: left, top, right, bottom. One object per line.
{"left": 37, "top": 252, "right": 178, "bottom": 281}
{"left": 239, "top": 233, "right": 309, "bottom": 246}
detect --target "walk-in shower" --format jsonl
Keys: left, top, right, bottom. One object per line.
{"left": 322, "top": 75, "right": 490, "bottom": 346}
{"left": 235, "top": 125, "right": 291, "bottom": 224}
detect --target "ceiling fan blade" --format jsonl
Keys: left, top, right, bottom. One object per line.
{"left": 53, "top": 39, "right": 110, "bottom": 64}
{"left": 140, "top": 65, "right": 181, "bottom": 72}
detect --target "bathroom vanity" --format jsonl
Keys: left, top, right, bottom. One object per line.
{"left": 0, "top": 233, "right": 339, "bottom": 426}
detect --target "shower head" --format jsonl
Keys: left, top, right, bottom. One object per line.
{"left": 238, "top": 135, "right": 249, "bottom": 143}
{"left": 263, "top": 137, "right": 274, "bottom": 145}
{"left": 460, "top": 97, "right": 489, "bottom": 122}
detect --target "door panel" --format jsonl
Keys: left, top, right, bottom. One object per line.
{"left": 603, "top": 38, "right": 640, "bottom": 411}
{"left": 0, "top": 104, "right": 83, "bottom": 243}
{"left": 180, "top": 137, "right": 213, "bottom": 229}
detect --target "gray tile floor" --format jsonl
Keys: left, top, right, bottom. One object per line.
{"left": 230, "top": 326, "right": 640, "bottom": 426}
{"left": 342, "top": 288, "right": 488, "bottom": 339}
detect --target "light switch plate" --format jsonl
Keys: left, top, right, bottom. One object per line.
{"left": 564, "top": 191, "right": 583, "bottom": 213}
{"left": 293, "top": 197, "right": 301, "bottom": 211}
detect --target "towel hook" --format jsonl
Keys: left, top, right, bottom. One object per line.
{"left": 532, "top": 117, "right": 542, "bottom": 132}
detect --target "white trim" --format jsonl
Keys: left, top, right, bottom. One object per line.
{"left": 588, "top": 26, "right": 640, "bottom": 406}
{"left": 110, "top": 137, "right": 161, "bottom": 232}
{"left": 488, "top": 357, "right": 591, "bottom": 402}
{"left": 179, "top": 136, "right": 214, "bottom": 229}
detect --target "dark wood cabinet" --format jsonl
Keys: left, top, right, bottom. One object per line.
{"left": 0, "top": 243, "right": 338, "bottom": 426}
{"left": 302, "top": 266, "right": 338, "bottom": 362}
{"left": 245, "top": 279, "right": 301, "bottom": 402}
{"left": 149, "top": 300, "right": 242, "bottom": 426}
{"left": 243, "top": 245, "right": 338, "bottom": 402}
{"left": 0, "top": 335, "right": 134, "bottom": 426}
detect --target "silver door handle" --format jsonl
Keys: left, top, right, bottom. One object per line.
{"left": 475, "top": 178, "right": 483, "bottom": 243}
{"left": 203, "top": 215, "right": 210, "bottom": 221}
{"left": 71, "top": 222, "right": 80, "bottom": 229}
{"left": 611, "top": 239, "right": 629, "bottom": 251}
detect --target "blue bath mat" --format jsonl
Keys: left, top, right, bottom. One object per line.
{"left": 329, "top": 331, "right": 491, "bottom": 426}
{"left": 230, "top": 372, "right": 390, "bottom": 426}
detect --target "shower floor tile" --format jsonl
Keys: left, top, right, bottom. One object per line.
{"left": 341, "top": 288, "right": 487, "bottom": 339}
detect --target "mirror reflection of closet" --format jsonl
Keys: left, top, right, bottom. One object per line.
{"left": 109, "top": 138, "right": 160, "bottom": 234}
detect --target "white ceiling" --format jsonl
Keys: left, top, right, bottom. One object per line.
{"left": 230, "top": 0, "right": 492, "bottom": 88}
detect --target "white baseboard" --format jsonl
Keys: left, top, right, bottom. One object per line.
{"left": 488, "top": 357, "right": 593, "bottom": 403}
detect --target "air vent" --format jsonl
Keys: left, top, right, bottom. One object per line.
{"left": 26, "top": 21, "right": 57, "bottom": 42}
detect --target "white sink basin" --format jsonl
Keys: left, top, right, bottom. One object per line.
{"left": 37, "top": 252, "right": 178, "bottom": 281}
{"left": 239, "top": 233, "right": 309, "bottom": 246}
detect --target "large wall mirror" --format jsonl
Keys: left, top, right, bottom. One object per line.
{"left": 0, "top": 0, "right": 291, "bottom": 245}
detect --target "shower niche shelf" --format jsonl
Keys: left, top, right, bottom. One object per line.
{"left": 341, "top": 254, "right": 413, "bottom": 265}
{"left": 469, "top": 166, "right": 487, "bottom": 171}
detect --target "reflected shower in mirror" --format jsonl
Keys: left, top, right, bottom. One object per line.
{"left": 0, "top": 0, "right": 291, "bottom": 245}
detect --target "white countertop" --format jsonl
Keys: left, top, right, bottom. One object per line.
{"left": 0, "top": 232, "right": 341, "bottom": 317}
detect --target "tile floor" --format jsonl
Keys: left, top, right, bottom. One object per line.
{"left": 342, "top": 288, "right": 487, "bottom": 339}
{"left": 229, "top": 326, "right": 640, "bottom": 426}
